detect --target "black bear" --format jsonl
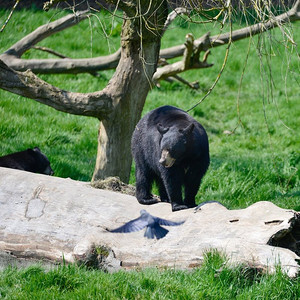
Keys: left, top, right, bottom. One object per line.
{"left": 0, "top": 147, "right": 54, "bottom": 175}
{"left": 131, "top": 105, "right": 209, "bottom": 211}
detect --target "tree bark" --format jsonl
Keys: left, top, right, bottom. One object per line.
{"left": 92, "top": 1, "right": 168, "bottom": 182}
{"left": 0, "top": 1, "right": 168, "bottom": 183}
{"left": 0, "top": 60, "right": 113, "bottom": 119}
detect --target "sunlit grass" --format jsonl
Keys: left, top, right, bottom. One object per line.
{"left": 0, "top": 252, "right": 299, "bottom": 299}
{"left": 0, "top": 9, "right": 299, "bottom": 206}
{"left": 0, "top": 8, "right": 299, "bottom": 298}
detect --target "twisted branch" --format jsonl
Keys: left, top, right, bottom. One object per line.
{"left": 153, "top": 33, "right": 213, "bottom": 82}
{"left": 1, "top": 2, "right": 298, "bottom": 75}
{"left": 0, "top": 60, "right": 113, "bottom": 119}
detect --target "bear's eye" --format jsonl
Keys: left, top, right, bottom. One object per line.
{"left": 178, "top": 129, "right": 184, "bottom": 134}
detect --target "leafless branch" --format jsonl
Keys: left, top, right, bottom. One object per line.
{"left": 0, "top": 0, "right": 20, "bottom": 32}
{"left": 0, "top": 9, "right": 120, "bottom": 74}
{"left": 0, "top": 60, "right": 113, "bottom": 119}
{"left": 153, "top": 33, "right": 213, "bottom": 82}
{"left": 2, "top": 10, "right": 89, "bottom": 58}
{"left": 162, "top": 7, "right": 191, "bottom": 35}
{"left": 3, "top": 50, "right": 121, "bottom": 74}
{"left": 1, "top": 3, "right": 298, "bottom": 76}
{"left": 164, "top": 75, "right": 200, "bottom": 89}
{"left": 32, "top": 46, "right": 69, "bottom": 58}
{"left": 156, "top": 58, "right": 200, "bottom": 89}
{"left": 160, "top": 0, "right": 300, "bottom": 59}
{"left": 31, "top": 46, "right": 102, "bottom": 77}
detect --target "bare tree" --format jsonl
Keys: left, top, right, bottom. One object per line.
{"left": 0, "top": 0, "right": 299, "bottom": 183}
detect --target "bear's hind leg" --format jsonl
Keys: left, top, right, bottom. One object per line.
{"left": 135, "top": 168, "right": 159, "bottom": 205}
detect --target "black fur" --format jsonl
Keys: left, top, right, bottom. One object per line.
{"left": 131, "top": 105, "right": 209, "bottom": 211}
{"left": 0, "top": 147, "right": 54, "bottom": 175}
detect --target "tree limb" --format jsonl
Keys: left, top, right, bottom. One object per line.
{"left": 153, "top": 33, "right": 213, "bottom": 82}
{"left": 0, "top": 60, "right": 113, "bottom": 119}
{"left": 1, "top": 3, "right": 298, "bottom": 75}
{"left": 162, "top": 7, "right": 191, "bottom": 35}
{"left": 31, "top": 46, "right": 102, "bottom": 77}
{"left": 32, "top": 46, "right": 69, "bottom": 58}
{"left": 0, "top": 0, "right": 20, "bottom": 32}
{"left": 0, "top": 9, "right": 119, "bottom": 73}
{"left": 1, "top": 50, "right": 121, "bottom": 74}
{"left": 3, "top": 10, "right": 89, "bottom": 58}
{"left": 160, "top": 0, "right": 300, "bottom": 59}
{"left": 162, "top": 75, "right": 200, "bottom": 89}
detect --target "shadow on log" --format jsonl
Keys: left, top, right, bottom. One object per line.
{"left": 0, "top": 167, "right": 299, "bottom": 276}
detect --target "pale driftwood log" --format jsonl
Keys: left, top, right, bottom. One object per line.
{"left": 0, "top": 167, "right": 299, "bottom": 277}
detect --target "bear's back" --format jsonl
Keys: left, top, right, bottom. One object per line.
{"left": 146, "top": 106, "right": 190, "bottom": 129}
{"left": 0, "top": 148, "right": 53, "bottom": 175}
{"left": 0, "top": 150, "right": 29, "bottom": 169}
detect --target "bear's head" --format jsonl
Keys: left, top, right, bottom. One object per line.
{"left": 29, "top": 147, "right": 54, "bottom": 175}
{"left": 157, "top": 123, "right": 194, "bottom": 168}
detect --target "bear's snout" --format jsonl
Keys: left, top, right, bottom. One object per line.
{"left": 43, "top": 165, "right": 54, "bottom": 175}
{"left": 159, "top": 149, "right": 176, "bottom": 168}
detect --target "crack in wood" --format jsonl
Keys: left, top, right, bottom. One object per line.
{"left": 25, "top": 185, "right": 46, "bottom": 219}
{"left": 265, "top": 220, "right": 284, "bottom": 225}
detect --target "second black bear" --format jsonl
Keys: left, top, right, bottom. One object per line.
{"left": 131, "top": 105, "right": 209, "bottom": 211}
{"left": 0, "top": 147, "right": 54, "bottom": 175}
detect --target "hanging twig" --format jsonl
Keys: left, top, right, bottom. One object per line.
{"left": 32, "top": 46, "right": 69, "bottom": 59}
{"left": 0, "top": 0, "right": 20, "bottom": 33}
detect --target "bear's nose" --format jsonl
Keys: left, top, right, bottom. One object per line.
{"left": 159, "top": 150, "right": 176, "bottom": 168}
{"left": 159, "top": 157, "right": 166, "bottom": 166}
{"left": 159, "top": 149, "right": 169, "bottom": 166}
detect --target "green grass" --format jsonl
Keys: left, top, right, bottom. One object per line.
{"left": 0, "top": 251, "right": 299, "bottom": 299}
{"left": 0, "top": 9, "right": 299, "bottom": 297}
{"left": 0, "top": 9, "right": 298, "bottom": 209}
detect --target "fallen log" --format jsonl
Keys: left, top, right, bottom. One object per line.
{"left": 0, "top": 167, "right": 299, "bottom": 276}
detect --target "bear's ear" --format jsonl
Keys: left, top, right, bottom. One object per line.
{"left": 182, "top": 123, "right": 194, "bottom": 135}
{"left": 33, "top": 147, "right": 41, "bottom": 152}
{"left": 157, "top": 123, "right": 169, "bottom": 135}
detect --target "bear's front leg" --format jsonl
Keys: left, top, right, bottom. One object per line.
{"left": 184, "top": 162, "right": 207, "bottom": 208}
{"left": 157, "top": 177, "right": 170, "bottom": 203}
{"left": 161, "top": 168, "right": 189, "bottom": 211}
{"left": 135, "top": 168, "right": 159, "bottom": 205}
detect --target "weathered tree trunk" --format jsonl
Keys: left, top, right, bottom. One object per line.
{"left": 92, "top": 2, "right": 168, "bottom": 182}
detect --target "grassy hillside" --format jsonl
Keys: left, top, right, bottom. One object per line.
{"left": 0, "top": 9, "right": 299, "bottom": 210}
{"left": 0, "top": 9, "right": 299, "bottom": 299}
